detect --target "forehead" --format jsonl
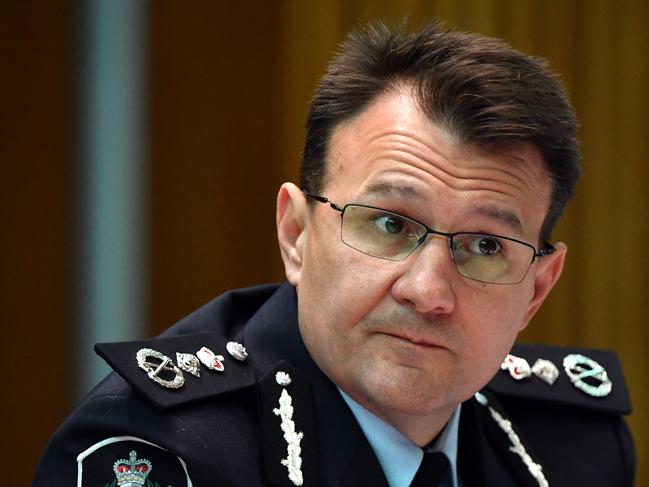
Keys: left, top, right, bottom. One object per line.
{"left": 322, "top": 91, "right": 552, "bottom": 239}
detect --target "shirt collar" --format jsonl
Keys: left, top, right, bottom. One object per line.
{"left": 339, "top": 389, "right": 461, "bottom": 487}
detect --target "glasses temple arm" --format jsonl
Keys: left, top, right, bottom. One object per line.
{"left": 303, "top": 190, "right": 344, "bottom": 212}
{"left": 535, "top": 242, "right": 557, "bottom": 258}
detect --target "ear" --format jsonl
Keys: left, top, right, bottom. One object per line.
{"left": 276, "top": 182, "right": 308, "bottom": 286}
{"left": 520, "top": 242, "right": 567, "bottom": 329}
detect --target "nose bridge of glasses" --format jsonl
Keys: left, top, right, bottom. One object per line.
{"left": 411, "top": 226, "right": 456, "bottom": 264}
{"left": 417, "top": 226, "right": 455, "bottom": 254}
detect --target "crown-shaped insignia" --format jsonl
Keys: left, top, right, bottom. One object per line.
{"left": 113, "top": 450, "right": 152, "bottom": 486}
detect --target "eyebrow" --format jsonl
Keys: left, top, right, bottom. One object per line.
{"left": 358, "top": 181, "right": 425, "bottom": 200}
{"left": 470, "top": 205, "right": 524, "bottom": 236}
{"left": 358, "top": 181, "right": 524, "bottom": 235}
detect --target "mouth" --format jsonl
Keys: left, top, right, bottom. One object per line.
{"left": 380, "top": 331, "right": 447, "bottom": 350}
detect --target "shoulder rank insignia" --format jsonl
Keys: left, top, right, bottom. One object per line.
{"left": 487, "top": 343, "right": 631, "bottom": 415}
{"left": 196, "top": 346, "right": 225, "bottom": 372}
{"left": 501, "top": 354, "right": 532, "bottom": 380}
{"left": 563, "top": 353, "right": 612, "bottom": 397}
{"left": 176, "top": 352, "right": 201, "bottom": 377}
{"left": 95, "top": 333, "right": 255, "bottom": 411}
{"left": 531, "top": 358, "right": 559, "bottom": 385}
{"left": 136, "top": 348, "right": 185, "bottom": 389}
{"left": 226, "top": 341, "right": 248, "bottom": 361}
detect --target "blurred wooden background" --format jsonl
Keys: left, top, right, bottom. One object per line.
{"left": 3, "top": 1, "right": 647, "bottom": 485}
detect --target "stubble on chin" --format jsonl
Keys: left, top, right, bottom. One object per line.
{"left": 348, "top": 351, "right": 454, "bottom": 418}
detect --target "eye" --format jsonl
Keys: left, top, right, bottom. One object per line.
{"left": 468, "top": 236, "right": 502, "bottom": 256}
{"left": 373, "top": 214, "right": 406, "bottom": 235}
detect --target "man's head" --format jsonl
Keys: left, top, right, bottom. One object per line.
{"left": 277, "top": 20, "right": 578, "bottom": 444}
{"left": 301, "top": 20, "right": 580, "bottom": 243}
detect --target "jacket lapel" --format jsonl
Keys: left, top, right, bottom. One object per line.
{"left": 336, "top": 439, "right": 390, "bottom": 487}
{"left": 459, "top": 394, "right": 548, "bottom": 487}
{"left": 459, "top": 398, "right": 521, "bottom": 487}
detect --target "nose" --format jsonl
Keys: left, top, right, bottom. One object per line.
{"left": 391, "top": 237, "right": 456, "bottom": 315}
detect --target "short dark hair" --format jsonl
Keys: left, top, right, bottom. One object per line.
{"left": 301, "top": 20, "right": 580, "bottom": 242}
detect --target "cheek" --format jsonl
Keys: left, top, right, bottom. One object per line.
{"left": 459, "top": 287, "right": 532, "bottom": 359}
{"left": 302, "top": 229, "right": 396, "bottom": 327}
{"left": 297, "top": 239, "right": 403, "bottom": 378}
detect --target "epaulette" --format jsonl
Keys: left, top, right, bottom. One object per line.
{"left": 486, "top": 343, "right": 631, "bottom": 415}
{"left": 95, "top": 333, "right": 255, "bottom": 411}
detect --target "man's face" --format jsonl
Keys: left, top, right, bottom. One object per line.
{"left": 277, "top": 90, "right": 565, "bottom": 427}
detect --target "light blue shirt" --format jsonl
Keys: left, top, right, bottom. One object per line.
{"left": 340, "top": 389, "right": 461, "bottom": 487}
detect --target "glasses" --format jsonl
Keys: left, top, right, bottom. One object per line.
{"left": 304, "top": 191, "right": 555, "bottom": 285}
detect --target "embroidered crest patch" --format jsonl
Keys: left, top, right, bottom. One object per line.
{"left": 76, "top": 436, "right": 193, "bottom": 487}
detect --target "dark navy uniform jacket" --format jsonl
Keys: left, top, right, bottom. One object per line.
{"left": 33, "top": 282, "right": 635, "bottom": 486}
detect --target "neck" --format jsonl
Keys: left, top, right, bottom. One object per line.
{"left": 348, "top": 392, "right": 457, "bottom": 447}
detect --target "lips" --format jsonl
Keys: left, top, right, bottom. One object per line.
{"left": 380, "top": 331, "right": 446, "bottom": 349}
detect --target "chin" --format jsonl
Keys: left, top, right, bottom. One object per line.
{"left": 358, "top": 373, "right": 454, "bottom": 417}
{"left": 378, "top": 391, "right": 452, "bottom": 418}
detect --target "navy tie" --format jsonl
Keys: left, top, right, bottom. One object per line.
{"left": 410, "top": 451, "right": 449, "bottom": 487}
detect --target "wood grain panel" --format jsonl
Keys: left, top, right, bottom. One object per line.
{"left": 148, "top": 3, "right": 284, "bottom": 331}
{"left": 1, "top": 3, "right": 74, "bottom": 485}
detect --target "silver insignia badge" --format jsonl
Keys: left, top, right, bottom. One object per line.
{"left": 196, "top": 346, "right": 225, "bottom": 372}
{"left": 563, "top": 353, "right": 612, "bottom": 397}
{"left": 226, "top": 341, "right": 248, "bottom": 361}
{"left": 136, "top": 348, "right": 185, "bottom": 389}
{"left": 276, "top": 371, "right": 292, "bottom": 387}
{"left": 176, "top": 352, "right": 201, "bottom": 377}
{"left": 531, "top": 358, "right": 559, "bottom": 385}
{"left": 501, "top": 354, "right": 532, "bottom": 380}
{"left": 474, "top": 391, "right": 489, "bottom": 406}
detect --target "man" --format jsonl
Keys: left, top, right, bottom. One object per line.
{"left": 34, "top": 20, "right": 633, "bottom": 487}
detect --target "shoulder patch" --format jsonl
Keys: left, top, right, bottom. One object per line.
{"left": 77, "top": 436, "right": 192, "bottom": 486}
{"left": 486, "top": 343, "right": 632, "bottom": 415}
{"left": 95, "top": 333, "right": 255, "bottom": 411}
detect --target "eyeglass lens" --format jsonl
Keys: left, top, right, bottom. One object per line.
{"left": 340, "top": 205, "right": 534, "bottom": 284}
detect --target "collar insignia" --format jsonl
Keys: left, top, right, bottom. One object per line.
{"left": 501, "top": 354, "right": 532, "bottom": 380}
{"left": 563, "top": 353, "right": 612, "bottom": 397}
{"left": 475, "top": 393, "right": 549, "bottom": 487}
{"left": 226, "top": 341, "right": 248, "bottom": 361}
{"left": 134, "top": 344, "right": 234, "bottom": 389}
{"left": 272, "top": 370, "right": 304, "bottom": 486}
{"left": 136, "top": 348, "right": 185, "bottom": 389}
{"left": 176, "top": 352, "right": 201, "bottom": 377}
{"left": 196, "top": 346, "right": 225, "bottom": 372}
{"left": 531, "top": 358, "right": 559, "bottom": 385}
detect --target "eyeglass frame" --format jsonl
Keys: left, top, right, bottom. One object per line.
{"left": 303, "top": 190, "right": 556, "bottom": 285}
